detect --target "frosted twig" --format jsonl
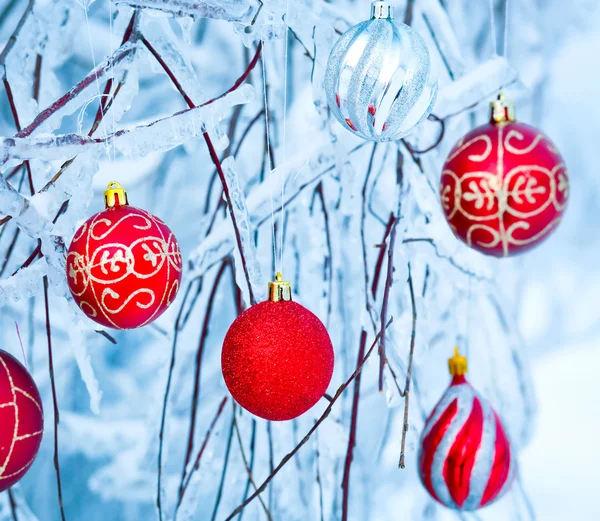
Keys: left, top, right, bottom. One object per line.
{"left": 142, "top": 35, "right": 262, "bottom": 304}
{"left": 341, "top": 329, "right": 367, "bottom": 521}
{"left": 238, "top": 418, "right": 257, "bottom": 521}
{"left": 404, "top": 0, "right": 415, "bottom": 25}
{"left": 224, "top": 319, "right": 393, "bottom": 521}
{"left": 232, "top": 410, "right": 272, "bottom": 521}
{"left": 16, "top": 42, "right": 139, "bottom": 138}
{"left": 361, "top": 144, "right": 379, "bottom": 330}
{"left": 403, "top": 114, "right": 445, "bottom": 155}
{"left": 402, "top": 238, "right": 492, "bottom": 281}
{"left": 3, "top": 79, "right": 34, "bottom": 194}
{"left": 0, "top": 0, "right": 35, "bottom": 75}
{"left": 378, "top": 217, "right": 399, "bottom": 392}
{"left": 7, "top": 489, "right": 17, "bottom": 521}
{"left": 157, "top": 279, "right": 198, "bottom": 521}
{"left": 178, "top": 260, "right": 234, "bottom": 509}
{"left": 43, "top": 277, "right": 67, "bottom": 521}
{"left": 371, "top": 213, "right": 395, "bottom": 298}
{"left": 115, "top": 0, "right": 257, "bottom": 22}
{"left": 0, "top": 228, "right": 19, "bottom": 277}
{"left": 309, "top": 182, "right": 333, "bottom": 326}
{"left": 177, "top": 396, "right": 229, "bottom": 510}
{"left": 211, "top": 413, "right": 235, "bottom": 521}
{"left": 398, "top": 264, "right": 417, "bottom": 469}
{"left": 0, "top": 86, "right": 252, "bottom": 166}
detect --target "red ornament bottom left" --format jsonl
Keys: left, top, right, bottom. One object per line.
{"left": 0, "top": 350, "right": 43, "bottom": 491}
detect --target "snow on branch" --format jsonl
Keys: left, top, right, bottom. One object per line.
{"left": 189, "top": 142, "right": 340, "bottom": 277}
{"left": 114, "top": 0, "right": 258, "bottom": 22}
{"left": 0, "top": 85, "right": 254, "bottom": 166}
{"left": 16, "top": 42, "right": 140, "bottom": 139}
{"left": 436, "top": 57, "right": 519, "bottom": 120}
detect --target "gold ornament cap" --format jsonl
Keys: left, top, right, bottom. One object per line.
{"left": 268, "top": 272, "right": 292, "bottom": 302}
{"left": 490, "top": 92, "right": 515, "bottom": 123}
{"left": 371, "top": 1, "right": 393, "bottom": 19}
{"left": 448, "top": 347, "right": 468, "bottom": 376}
{"left": 104, "top": 181, "right": 129, "bottom": 208}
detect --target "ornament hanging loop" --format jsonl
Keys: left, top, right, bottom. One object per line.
{"left": 490, "top": 92, "right": 515, "bottom": 123}
{"left": 268, "top": 272, "right": 292, "bottom": 302}
{"left": 104, "top": 181, "right": 128, "bottom": 208}
{"left": 370, "top": 1, "right": 393, "bottom": 19}
{"left": 448, "top": 347, "right": 468, "bottom": 376}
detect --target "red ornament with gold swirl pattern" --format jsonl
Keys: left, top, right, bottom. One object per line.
{"left": 440, "top": 94, "right": 569, "bottom": 257}
{"left": 0, "top": 350, "right": 43, "bottom": 492}
{"left": 66, "top": 182, "right": 182, "bottom": 330}
{"left": 417, "top": 348, "right": 515, "bottom": 511}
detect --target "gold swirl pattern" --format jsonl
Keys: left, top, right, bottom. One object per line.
{"left": 0, "top": 353, "right": 43, "bottom": 492}
{"left": 440, "top": 122, "right": 569, "bottom": 257}
{"left": 66, "top": 205, "right": 183, "bottom": 329}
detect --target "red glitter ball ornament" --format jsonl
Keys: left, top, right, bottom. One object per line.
{"left": 221, "top": 273, "right": 334, "bottom": 421}
{"left": 66, "top": 182, "right": 182, "bottom": 330}
{"left": 0, "top": 350, "right": 43, "bottom": 492}
{"left": 440, "top": 93, "right": 569, "bottom": 257}
{"left": 418, "top": 348, "right": 515, "bottom": 511}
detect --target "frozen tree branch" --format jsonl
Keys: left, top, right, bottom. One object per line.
{"left": 398, "top": 264, "right": 417, "bottom": 470}
{"left": 43, "top": 276, "right": 67, "bottom": 521}
{"left": 0, "top": 0, "right": 35, "bottom": 78}
{"left": 0, "top": 86, "right": 253, "bottom": 166}
{"left": 115, "top": 0, "right": 258, "bottom": 22}
{"left": 16, "top": 42, "right": 139, "bottom": 139}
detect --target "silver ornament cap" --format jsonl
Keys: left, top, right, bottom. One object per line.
{"left": 371, "top": 1, "right": 394, "bottom": 19}
{"left": 324, "top": 1, "right": 437, "bottom": 142}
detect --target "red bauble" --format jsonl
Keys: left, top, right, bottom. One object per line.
{"left": 0, "top": 350, "right": 43, "bottom": 491}
{"left": 440, "top": 95, "right": 569, "bottom": 257}
{"left": 222, "top": 276, "right": 334, "bottom": 421}
{"left": 66, "top": 182, "right": 182, "bottom": 330}
{"left": 418, "top": 349, "right": 515, "bottom": 511}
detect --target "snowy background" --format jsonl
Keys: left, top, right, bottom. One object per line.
{"left": 0, "top": 0, "right": 598, "bottom": 520}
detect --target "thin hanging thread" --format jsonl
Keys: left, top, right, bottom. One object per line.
{"left": 488, "top": 0, "right": 498, "bottom": 56}
{"left": 108, "top": 0, "right": 116, "bottom": 162}
{"left": 465, "top": 275, "right": 472, "bottom": 359}
{"left": 261, "top": 41, "right": 278, "bottom": 271}
{"left": 280, "top": 0, "right": 290, "bottom": 274}
{"left": 82, "top": 4, "right": 111, "bottom": 159}
{"left": 503, "top": 0, "right": 510, "bottom": 58}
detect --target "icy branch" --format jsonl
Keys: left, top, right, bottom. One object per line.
{"left": 16, "top": 42, "right": 140, "bottom": 138}
{"left": 189, "top": 144, "right": 336, "bottom": 277}
{"left": 221, "top": 157, "right": 264, "bottom": 306}
{"left": 435, "top": 57, "right": 519, "bottom": 119}
{"left": 0, "top": 85, "right": 254, "bottom": 165}
{"left": 114, "top": 0, "right": 257, "bottom": 22}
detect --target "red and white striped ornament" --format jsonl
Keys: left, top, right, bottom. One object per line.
{"left": 417, "top": 348, "right": 515, "bottom": 511}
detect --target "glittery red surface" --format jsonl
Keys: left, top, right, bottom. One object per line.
{"left": 0, "top": 350, "right": 43, "bottom": 492}
{"left": 66, "top": 204, "right": 182, "bottom": 329}
{"left": 221, "top": 300, "right": 334, "bottom": 421}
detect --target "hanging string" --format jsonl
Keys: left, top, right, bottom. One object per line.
{"left": 108, "top": 0, "right": 116, "bottom": 162}
{"left": 488, "top": 0, "right": 498, "bottom": 56}
{"left": 261, "top": 41, "right": 278, "bottom": 271}
{"left": 465, "top": 275, "right": 473, "bottom": 359}
{"left": 279, "top": 0, "right": 290, "bottom": 274}
{"left": 79, "top": 1, "right": 111, "bottom": 159}
{"left": 503, "top": 0, "right": 510, "bottom": 58}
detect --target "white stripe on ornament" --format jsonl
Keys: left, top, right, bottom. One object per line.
{"left": 420, "top": 385, "right": 464, "bottom": 441}
{"left": 463, "top": 394, "right": 496, "bottom": 511}
{"left": 429, "top": 383, "right": 475, "bottom": 509}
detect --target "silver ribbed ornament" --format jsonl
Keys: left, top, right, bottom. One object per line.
{"left": 324, "top": 1, "right": 437, "bottom": 142}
